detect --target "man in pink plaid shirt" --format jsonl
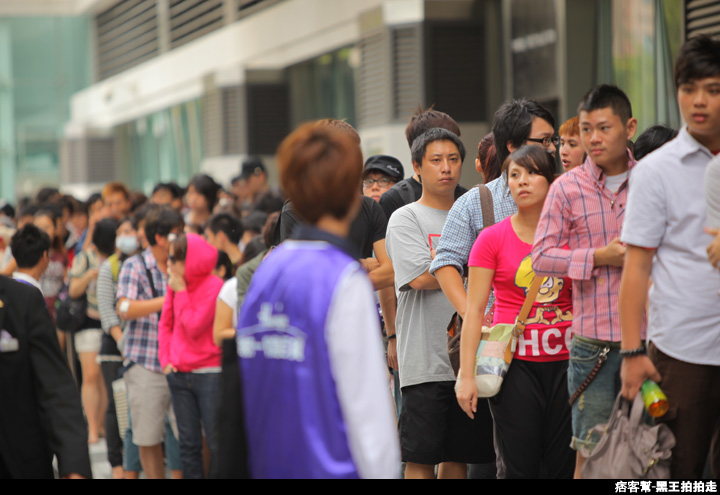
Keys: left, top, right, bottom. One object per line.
{"left": 531, "top": 84, "right": 644, "bottom": 478}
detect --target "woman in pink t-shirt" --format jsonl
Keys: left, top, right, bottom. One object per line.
{"left": 456, "top": 145, "right": 575, "bottom": 478}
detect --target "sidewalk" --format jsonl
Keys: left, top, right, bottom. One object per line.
{"left": 89, "top": 441, "right": 111, "bottom": 479}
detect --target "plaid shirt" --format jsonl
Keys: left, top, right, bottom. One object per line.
{"left": 429, "top": 175, "right": 517, "bottom": 277}
{"left": 531, "top": 152, "right": 646, "bottom": 342}
{"left": 116, "top": 248, "right": 167, "bottom": 373}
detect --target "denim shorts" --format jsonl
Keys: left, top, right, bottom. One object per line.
{"left": 567, "top": 335, "right": 622, "bottom": 452}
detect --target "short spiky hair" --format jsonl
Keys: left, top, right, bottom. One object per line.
{"left": 674, "top": 35, "right": 720, "bottom": 88}
{"left": 410, "top": 128, "right": 466, "bottom": 166}
{"left": 206, "top": 212, "right": 244, "bottom": 244}
{"left": 405, "top": 105, "right": 461, "bottom": 148}
{"left": 144, "top": 204, "right": 183, "bottom": 246}
{"left": 492, "top": 99, "right": 555, "bottom": 176}
{"left": 577, "top": 84, "right": 632, "bottom": 124}
{"left": 11, "top": 224, "right": 50, "bottom": 269}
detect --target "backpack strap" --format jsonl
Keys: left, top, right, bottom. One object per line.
{"left": 138, "top": 253, "right": 162, "bottom": 319}
{"left": 397, "top": 180, "right": 417, "bottom": 205}
{"left": 138, "top": 253, "right": 158, "bottom": 298}
{"left": 477, "top": 184, "right": 495, "bottom": 229}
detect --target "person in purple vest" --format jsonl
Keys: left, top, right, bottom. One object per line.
{"left": 235, "top": 122, "right": 400, "bottom": 479}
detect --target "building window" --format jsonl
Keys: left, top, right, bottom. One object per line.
{"left": 509, "top": 0, "right": 559, "bottom": 119}
{"left": 115, "top": 99, "right": 204, "bottom": 193}
{"left": 598, "top": 0, "right": 683, "bottom": 132}
{"left": 287, "top": 46, "right": 358, "bottom": 129}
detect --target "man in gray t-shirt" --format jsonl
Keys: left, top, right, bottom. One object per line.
{"left": 387, "top": 202, "right": 455, "bottom": 389}
{"left": 386, "top": 128, "right": 494, "bottom": 479}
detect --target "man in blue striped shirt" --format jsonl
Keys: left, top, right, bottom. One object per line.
{"left": 430, "top": 99, "right": 557, "bottom": 317}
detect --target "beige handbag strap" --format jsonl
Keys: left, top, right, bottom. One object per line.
{"left": 512, "top": 274, "right": 545, "bottom": 337}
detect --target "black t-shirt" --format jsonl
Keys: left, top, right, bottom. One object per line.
{"left": 0, "top": 452, "right": 10, "bottom": 478}
{"left": 379, "top": 176, "right": 467, "bottom": 221}
{"left": 273, "top": 196, "right": 388, "bottom": 259}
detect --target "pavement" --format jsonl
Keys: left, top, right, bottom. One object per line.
{"left": 89, "top": 441, "right": 112, "bottom": 479}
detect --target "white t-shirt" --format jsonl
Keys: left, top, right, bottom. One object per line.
{"left": 604, "top": 171, "right": 628, "bottom": 194}
{"left": 217, "top": 277, "right": 239, "bottom": 327}
{"left": 621, "top": 127, "right": 720, "bottom": 365}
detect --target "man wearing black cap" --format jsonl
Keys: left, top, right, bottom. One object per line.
{"left": 362, "top": 155, "right": 404, "bottom": 203}
{"left": 237, "top": 156, "right": 285, "bottom": 215}
{"left": 238, "top": 156, "right": 269, "bottom": 206}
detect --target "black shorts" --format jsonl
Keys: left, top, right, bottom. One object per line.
{"left": 399, "top": 381, "right": 495, "bottom": 465}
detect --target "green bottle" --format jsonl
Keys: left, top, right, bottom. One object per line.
{"left": 640, "top": 380, "right": 669, "bottom": 418}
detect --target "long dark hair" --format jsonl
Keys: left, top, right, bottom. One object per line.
{"left": 189, "top": 174, "right": 221, "bottom": 211}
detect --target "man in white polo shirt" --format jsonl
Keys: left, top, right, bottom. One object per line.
{"left": 619, "top": 35, "right": 720, "bottom": 479}
{"left": 706, "top": 155, "right": 720, "bottom": 279}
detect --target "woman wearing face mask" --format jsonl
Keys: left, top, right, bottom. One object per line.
{"left": 96, "top": 216, "right": 141, "bottom": 479}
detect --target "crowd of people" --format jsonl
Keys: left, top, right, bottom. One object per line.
{"left": 0, "top": 34, "right": 719, "bottom": 479}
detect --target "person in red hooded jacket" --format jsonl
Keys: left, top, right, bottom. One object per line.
{"left": 159, "top": 232, "right": 223, "bottom": 479}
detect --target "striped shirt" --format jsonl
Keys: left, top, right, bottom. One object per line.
{"left": 531, "top": 151, "right": 646, "bottom": 342}
{"left": 97, "top": 259, "right": 123, "bottom": 334}
{"left": 116, "top": 249, "right": 167, "bottom": 373}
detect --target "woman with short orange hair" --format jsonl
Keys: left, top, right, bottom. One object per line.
{"left": 559, "top": 116, "right": 585, "bottom": 172}
{"left": 233, "top": 122, "right": 400, "bottom": 478}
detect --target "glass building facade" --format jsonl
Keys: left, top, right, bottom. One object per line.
{"left": 0, "top": 16, "right": 91, "bottom": 201}
{"left": 115, "top": 98, "right": 204, "bottom": 193}
{"left": 0, "top": 0, "right": 705, "bottom": 200}
{"left": 600, "top": 0, "right": 684, "bottom": 132}
{"left": 287, "top": 46, "right": 358, "bottom": 130}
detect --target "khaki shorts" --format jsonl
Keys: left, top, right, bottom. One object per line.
{"left": 125, "top": 364, "right": 177, "bottom": 447}
{"left": 74, "top": 328, "right": 103, "bottom": 354}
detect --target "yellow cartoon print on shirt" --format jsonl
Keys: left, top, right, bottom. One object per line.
{"left": 515, "top": 255, "right": 572, "bottom": 325}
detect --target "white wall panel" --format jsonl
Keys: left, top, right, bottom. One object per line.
{"left": 69, "top": 0, "right": 388, "bottom": 129}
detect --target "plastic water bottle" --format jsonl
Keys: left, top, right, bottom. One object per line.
{"left": 640, "top": 380, "right": 669, "bottom": 418}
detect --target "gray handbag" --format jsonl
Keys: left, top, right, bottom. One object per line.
{"left": 581, "top": 392, "right": 675, "bottom": 479}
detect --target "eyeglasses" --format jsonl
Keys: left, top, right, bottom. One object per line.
{"left": 363, "top": 177, "right": 396, "bottom": 188}
{"left": 527, "top": 135, "right": 561, "bottom": 148}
